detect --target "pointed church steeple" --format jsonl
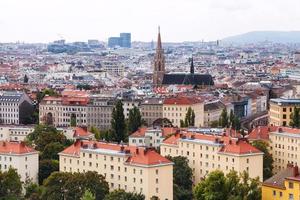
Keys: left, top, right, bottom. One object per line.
{"left": 153, "top": 26, "right": 165, "bottom": 87}
{"left": 190, "top": 56, "right": 194, "bottom": 74}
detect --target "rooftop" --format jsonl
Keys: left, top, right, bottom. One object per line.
{"left": 0, "top": 141, "right": 37, "bottom": 154}
{"left": 60, "top": 140, "right": 172, "bottom": 166}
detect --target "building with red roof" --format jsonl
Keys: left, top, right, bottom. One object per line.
{"left": 59, "top": 140, "right": 173, "bottom": 200}
{"left": 0, "top": 141, "right": 39, "bottom": 183}
{"left": 161, "top": 129, "right": 263, "bottom": 184}
{"left": 129, "top": 127, "right": 179, "bottom": 148}
{"left": 163, "top": 95, "right": 204, "bottom": 127}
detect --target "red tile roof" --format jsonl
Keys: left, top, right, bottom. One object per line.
{"left": 162, "top": 130, "right": 261, "bottom": 155}
{"left": 130, "top": 127, "right": 179, "bottom": 138}
{"left": 73, "top": 127, "right": 93, "bottom": 138}
{"left": 164, "top": 96, "right": 202, "bottom": 105}
{"left": 60, "top": 140, "right": 172, "bottom": 166}
{"left": 248, "top": 126, "right": 300, "bottom": 141}
{"left": 0, "top": 141, "right": 37, "bottom": 154}
{"left": 219, "top": 139, "right": 261, "bottom": 155}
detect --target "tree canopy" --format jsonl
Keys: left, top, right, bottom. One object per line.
{"left": 0, "top": 168, "right": 22, "bottom": 200}
{"left": 111, "top": 100, "right": 127, "bottom": 143}
{"left": 252, "top": 140, "right": 274, "bottom": 180}
{"left": 194, "top": 170, "right": 261, "bottom": 200}
{"left": 166, "top": 156, "right": 193, "bottom": 200}
{"left": 219, "top": 108, "right": 229, "bottom": 128}
{"left": 127, "top": 106, "right": 143, "bottom": 134}
{"left": 104, "top": 190, "right": 145, "bottom": 200}
{"left": 42, "top": 171, "right": 109, "bottom": 200}
{"left": 180, "top": 107, "right": 195, "bottom": 128}
{"left": 290, "top": 107, "right": 300, "bottom": 128}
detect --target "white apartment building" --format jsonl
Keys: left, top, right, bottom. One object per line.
{"left": 0, "top": 125, "right": 34, "bottom": 141}
{"left": 0, "top": 141, "right": 39, "bottom": 183}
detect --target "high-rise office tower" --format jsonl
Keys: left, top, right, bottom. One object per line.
{"left": 120, "top": 33, "right": 131, "bottom": 48}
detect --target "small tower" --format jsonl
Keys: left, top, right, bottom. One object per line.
{"left": 153, "top": 26, "right": 165, "bottom": 87}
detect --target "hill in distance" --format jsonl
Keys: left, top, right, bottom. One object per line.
{"left": 222, "top": 31, "right": 300, "bottom": 44}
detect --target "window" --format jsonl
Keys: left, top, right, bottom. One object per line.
{"left": 289, "top": 182, "right": 294, "bottom": 189}
{"left": 273, "top": 190, "right": 276, "bottom": 196}
{"left": 156, "top": 169, "right": 159, "bottom": 175}
{"left": 289, "top": 193, "right": 294, "bottom": 200}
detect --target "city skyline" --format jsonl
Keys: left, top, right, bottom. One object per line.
{"left": 1, "top": 0, "right": 300, "bottom": 43}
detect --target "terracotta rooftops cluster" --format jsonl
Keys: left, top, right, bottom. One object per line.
{"left": 60, "top": 140, "right": 172, "bottom": 166}
{"left": 248, "top": 126, "right": 300, "bottom": 141}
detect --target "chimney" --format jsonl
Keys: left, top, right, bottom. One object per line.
{"left": 136, "top": 147, "right": 139, "bottom": 154}
{"left": 120, "top": 145, "right": 125, "bottom": 152}
{"left": 20, "top": 141, "right": 25, "bottom": 147}
{"left": 229, "top": 140, "right": 232, "bottom": 145}
{"left": 278, "top": 127, "right": 283, "bottom": 133}
{"left": 294, "top": 165, "right": 299, "bottom": 177}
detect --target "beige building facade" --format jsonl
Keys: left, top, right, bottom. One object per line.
{"left": 269, "top": 98, "right": 300, "bottom": 126}
{"left": 163, "top": 96, "right": 204, "bottom": 127}
{"left": 0, "top": 141, "right": 39, "bottom": 183}
{"left": 0, "top": 125, "right": 34, "bottom": 141}
{"left": 59, "top": 140, "right": 173, "bottom": 200}
{"left": 161, "top": 131, "right": 263, "bottom": 184}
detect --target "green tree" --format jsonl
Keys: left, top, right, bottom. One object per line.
{"left": 42, "top": 171, "right": 109, "bottom": 200}
{"left": 89, "top": 126, "right": 101, "bottom": 140}
{"left": 111, "top": 100, "right": 126, "bottom": 143}
{"left": 181, "top": 107, "right": 195, "bottom": 127}
{"left": 41, "top": 142, "right": 65, "bottom": 160}
{"left": 0, "top": 168, "right": 22, "bottom": 199}
{"left": 252, "top": 140, "right": 274, "bottom": 180}
{"left": 38, "top": 159, "right": 59, "bottom": 185}
{"left": 290, "top": 107, "right": 300, "bottom": 128}
{"left": 210, "top": 120, "right": 219, "bottom": 128}
{"left": 27, "top": 124, "right": 67, "bottom": 152}
{"left": 24, "top": 74, "right": 29, "bottom": 83}
{"left": 194, "top": 170, "right": 261, "bottom": 200}
{"left": 166, "top": 156, "right": 193, "bottom": 200}
{"left": 219, "top": 108, "right": 229, "bottom": 128}
{"left": 81, "top": 190, "right": 95, "bottom": 200}
{"left": 229, "top": 109, "right": 235, "bottom": 127}
{"left": 36, "top": 88, "right": 58, "bottom": 103}
{"left": 99, "top": 130, "right": 112, "bottom": 142}
{"left": 232, "top": 116, "right": 241, "bottom": 131}
{"left": 24, "top": 182, "right": 44, "bottom": 200}
{"left": 127, "top": 106, "right": 142, "bottom": 134}
{"left": 104, "top": 190, "right": 145, "bottom": 200}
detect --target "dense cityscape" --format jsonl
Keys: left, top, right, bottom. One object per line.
{"left": 2, "top": 1, "right": 300, "bottom": 200}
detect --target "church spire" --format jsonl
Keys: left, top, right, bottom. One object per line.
{"left": 190, "top": 56, "right": 194, "bottom": 74}
{"left": 153, "top": 26, "right": 165, "bottom": 87}
{"left": 157, "top": 26, "right": 162, "bottom": 50}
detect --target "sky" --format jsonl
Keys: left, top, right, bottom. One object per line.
{"left": 0, "top": 0, "right": 300, "bottom": 43}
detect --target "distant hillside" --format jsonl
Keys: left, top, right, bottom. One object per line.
{"left": 222, "top": 31, "right": 300, "bottom": 44}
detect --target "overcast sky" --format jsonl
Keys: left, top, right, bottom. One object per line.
{"left": 0, "top": 0, "right": 300, "bottom": 43}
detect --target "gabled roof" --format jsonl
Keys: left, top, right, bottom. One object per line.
{"left": 162, "top": 73, "right": 214, "bottom": 86}
{"left": 0, "top": 141, "right": 37, "bottom": 154}
{"left": 60, "top": 140, "right": 172, "bottom": 166}
{"left": 162, "top": 130, "right": 262, "bottom": 155}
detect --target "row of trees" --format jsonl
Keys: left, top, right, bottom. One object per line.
{"left": 180, "top": 107, "right": 195, "bottom": 128}
{"left": 0, "top": 169, "right": 145, "bottom": 200}
{"left": 219, "top": 108, "right": 241, "bottom": 130}
{"left": 90, "top": 100, "right": 144, "bottom": 143}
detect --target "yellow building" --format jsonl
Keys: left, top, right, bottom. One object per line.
{"left": 262, "top": 164, "right": 300, "bottom": 200}
{"left": 249, "top": 126, "right": 300, "bottom": 174}
{"left": 163, "top": 96, "right": 204, "bottom": 127}
{"left": 269, "top": 98, "right": 300, "bottom": 126}
{"left": 160, "top": 130, "right": 264, "bottom": 184}
{"left": 59, "top": 140, "right": 173, "bottom": 200}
